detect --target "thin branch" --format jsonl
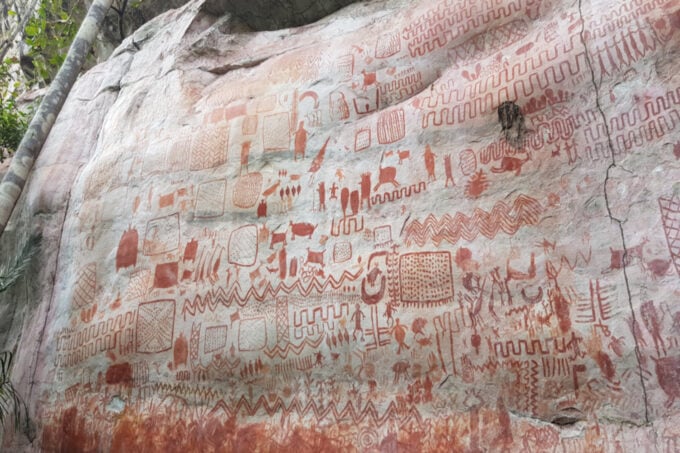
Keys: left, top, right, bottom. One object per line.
{"left": 0, "top": 0, "right": 40, "bottom": 62}
{"left": 117, "top": 0, "right": 128, "bottom": 42}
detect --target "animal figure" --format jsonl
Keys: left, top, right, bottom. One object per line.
{"left": 645, "top": 258, "right": 673, "bottom": 280}
{"left": 306, "top": 248, "right": 325, "bottom": 266}
{"left": 491, "top": 155, "right": 530, "bottom": 176}
{"left": 398, "top": 150, "right": 410, "bottom": 164}
{"left": 269, "top": 231, "right": 287, "bottom": 249}
{"left": 373, "top": 166, "right": 400, "bottom": 192}
{"left": 289, "top": 221, "right": 316, "bottom": 239}
{"left": 602, "top": 238, "right": 648, "bottom": 273}
{"left": 392, "top": 360, "right": 410, "bottom": 384}
{"left": 366, "top": 266, "right": 381, "bottom": 285}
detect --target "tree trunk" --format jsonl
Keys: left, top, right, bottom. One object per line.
{"left": 0, "top": 0, "right": 114, "bottom": 237}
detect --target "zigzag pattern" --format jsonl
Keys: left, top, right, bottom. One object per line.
{"left": 404, "top": 194, "right": 543, "bottom": 247}
{"left": 461, "top": 355, "right": 501, "bottom": 374}
{"left": 150, "top": 382, "right": 222, "bottom": 403}
{"left": 181, "top": 270, "right": 363, "bottom": 316}
{"left": 208, "top": 395, "right": 423, "bottom": 428}
{"left": 263, "top": 335, "right": 325, "bottom": 359}
{"left": 559, "top": 247, "right": 593, "bottom": 271}
{"left": 529, "top": 359, "right": 539, "bottom": 416}
{"left": 181, "top": 287, "right": 229, "bottom": 319}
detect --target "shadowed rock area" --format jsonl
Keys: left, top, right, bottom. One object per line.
{"left": 203, "top": 0, "right": 363, "bottom": 30}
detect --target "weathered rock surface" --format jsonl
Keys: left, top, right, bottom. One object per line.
{"left": 2, "top": 0, "right": 680, "bottom": 450}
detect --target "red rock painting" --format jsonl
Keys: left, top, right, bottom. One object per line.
{"left": 11, "top": 0, "right": 680, "bottom": 451}
{"left": 136, "top": 300, "right": 176, "bottom": 354}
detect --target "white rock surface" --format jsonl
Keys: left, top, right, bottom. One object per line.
{"left": 2, "top": 0, "right": 680, "bottom": 450}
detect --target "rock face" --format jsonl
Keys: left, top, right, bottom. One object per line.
{"left": 2, "top": 0, "right": 680, "bottom": 450}
{"left": 204, "top": 0, "right": 364, "bottom": 30}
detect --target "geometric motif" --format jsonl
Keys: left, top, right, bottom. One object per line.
{"left": 242, "top": 115, "right": 258, "bottom": 135}
{"left": 375, "top": 32, "right": 401, "bottom": 59}
{"left": 233, "top": 172, "right": 263, "bottom": 209}
{"left": 333, "top": 241, "right": 352, "bottom": 263}
{"left": 373, "top": 225, "right": 392, "bottom": 246}
{"left": 190, "top": 126, "right": 229, "bottom": 170}
{"left": 399, "top": 252, "right": 454, "bottom": 307}
{"left": 659, "top": 195, "right": 680, "bottom": 276}
{"left": 136, "top": 299, "right": 175, "bottom": 353}
{"left": 335, "top": 54, "right": 354, "bottom": 82}
{"left": 275, "top": 296, "right": 290, "bottom": 345}
{"left": 404, "top": 194, "right": 543, "bottom": 247}
{"left": 143, "top": 213, "right": 180, "bottom": 256}
{"left": 72, "top": 263, "right": 97, "bottom": 309}
{"left": 238, "top": 317, "right": 267, "bottom": 351}
{"left": 194, "top": 179, "right": 227, "bottom": 218}
{"left": 204, "top": 325, "right": 228, "bottom": 354}
{"left": 354, "top": 128, "right": 371, "bottom": 151}
{"left": 228, "top": 225, "right": 258, "bottom": 266}
{"left": 263, "top": 113, "right": 290, "bottom": 152}
{"left": 377, "top": 108, "right": 405, "bottom": 144}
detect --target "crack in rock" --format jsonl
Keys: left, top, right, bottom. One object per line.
{"left": 578, "top": 0, "right": 650, "bottom": 426}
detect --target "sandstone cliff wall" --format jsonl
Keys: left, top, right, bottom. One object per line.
{"left": 2, "top": 0, "right": 680, "bottom": 450}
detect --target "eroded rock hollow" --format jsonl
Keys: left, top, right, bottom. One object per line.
{"left": 2, "top": 0, "right": 680, "bottom": 450}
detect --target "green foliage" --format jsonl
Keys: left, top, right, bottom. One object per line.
{"left": 0, "top": 235, "right": 41, "bottom": 293}
{"left": 0, "top": 238, "right": 41, "bottom": 440}
{"left": 23, "top": 0, "right": 88, "bottom": 84}
{"left": 0, "top": 58, "right": 29, "bottom": 162}
{"left": 0, "top": 351, "right": 30, "bottom": 435}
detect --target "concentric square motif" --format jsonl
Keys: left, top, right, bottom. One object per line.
{"left": 136, "top": 299, "right": 175, "bottom": 353}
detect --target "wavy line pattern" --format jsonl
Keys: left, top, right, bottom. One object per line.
{"left": 263, "top": 335, "right": 326, "bottom": 359}
{"left": 208, "top": 395, "right": 423, "bottom": 428}
{"left": 402, "top": 0, "right": 534, "bottom": 57}
{"left": 404, "top": 194, "right": 543, "bottom": 247}
{"left": 181, "top": 270, "right": 364, "bottom": 316}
